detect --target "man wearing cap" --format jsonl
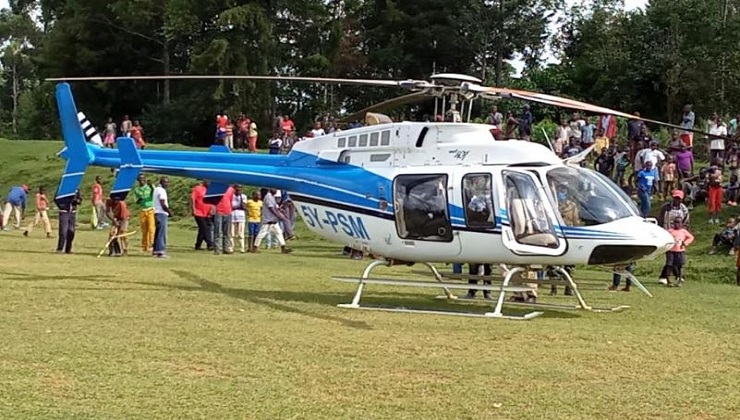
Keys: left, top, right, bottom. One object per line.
{"left": 2, "top": 184, "right": 28, "bottom": 231}
{"left": 657, "top": 190, "right": 690, "bottom": 230}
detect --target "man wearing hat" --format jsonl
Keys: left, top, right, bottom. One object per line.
{"left": 2, "top": 184, "right": 28, "bottom": 231}
{"left": 657, "top": 189, "right": 690, "bottom": 230}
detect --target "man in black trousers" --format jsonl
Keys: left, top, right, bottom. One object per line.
{"left": 57, "top": 189, "right": 82, "bottom": 254}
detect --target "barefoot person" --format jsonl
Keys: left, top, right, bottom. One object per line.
{"left": 23, "top": 186, "right": 52, "bottom": 238}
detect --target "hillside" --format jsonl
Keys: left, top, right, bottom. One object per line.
{"left": 0, "top": 138, "right": 738, "bottom": 284}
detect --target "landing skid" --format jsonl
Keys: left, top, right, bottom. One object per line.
{"left": 333, "top": 260, "right": 544, "bottom": 320}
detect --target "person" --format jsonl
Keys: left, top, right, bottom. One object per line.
{"left": 563, "top": 137, "right": 583, "bottom": 158}
{"left": 105, "top": 196, "right": 130, "bottom": 256}
{"left": 252, "top": 188, "right": 292, "bottom": 254}
{"left": 598, "top": 114, "right": 618, "bottom": 139}
{"left": 485, "top": 106, "right": 503, "bottom": 126}
{"left": 519, "top": 105, "right": 533, "bottom": 141}
{"left": 636, "top": 161, "right": 658, "bottom": 217}
{"left": 659, "top": 217, "right": 694, "bottom": 287}
{"left": 581, "top": 116, "right": 595, "bottom": 149}
{"left": 23, "top": 186, "right": 52, "bottom": 238}
{"left": 120, "top": 115, "right": 132, "bottom": 137}
{"left": 2, "top": 184, "right": 29, "bottom": 231}
{"left": 594, "top": 148, "right": 614, "bottom": 178}
{"left": 213, "top": 185, "right": 235, "bottom": 255}
{"left": 231, "top": 185, "right": 248, "bottom": 253}
{"left": 152, "top": 177, "right": 172, "bottom": 258}
{"left": 190, "top": 180, "right": 214, "bottom": 251}
{"left": 91, "top": 176, "right": 107, "bottom": 230}
{"left": 104, "top": 117, "right": 117, "bottom": 148}
{"left": 554, "top": 120, "right": 570, "bottom": 155}
{"left": 465, "top": 263, "right": 492, "bottom": 300}
{"left": 674, "top": 143, "right": 694, "bottom": 180}
{"left": 708, "top": 113, "right": 727, "bottom": 165}
{"left": 656, "top": 190, "right": 690, "bottom": 230}
{"left": 132, "top": 174, "right": 156, "bottom": 252}
{"left": 279, "top": 191, "right": 296, "bottom": 240}
{"left": 661, "top": 155, "right": 677, "bottom": 201}
{"left": 725, "top": 174, "right": 740, "bottom": 206}
{"left": 268, "top": 133, "right": 282, "bottom": 155}
{"left": 707, "top": 161, "right": 723, "bottom": 224}
{"left": 614, "top": 145, "right": 630, "bottom": 186}
{"left": 246, "top": 190, "right": 262, "bottom": 252}
{"left": 310, "top": 122, "right": 325, "bottom": 138}
{"left": 56, "top": 190, "right": 82, "bottom": 254}
{"left": 681, "top": 104, "right": 695, "bottom": 146}
{"left": 709, "top": 218, "right": 737, "bottom": 255}
{"left": 130, "top": 121, "right": 146, "bottom": 149}
{"left": 608, "top": 264, "right": 634, "bottom": 292}
{"left": 248, "top": 118, "right": 259, "bottom": 152}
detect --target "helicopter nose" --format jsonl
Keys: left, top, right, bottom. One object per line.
{"left": 644, "top": 220, "right": 676, "bottom": 258}
{"left": 585, "top": 218, "right": 675, "bottom": 265}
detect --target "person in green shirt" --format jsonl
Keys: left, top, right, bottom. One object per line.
{"left": 132, "top": 174, "right": 155, "bottom": 252}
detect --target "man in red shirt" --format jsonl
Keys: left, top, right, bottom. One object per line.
{"left": 213, "top": 185, "right": 234, "bottom": 255}
{"left": 191, "top": 181, "right": 214, "bottom": 251}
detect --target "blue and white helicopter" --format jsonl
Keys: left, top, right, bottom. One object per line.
{"left": 50, "top": 73, "right": 677, "bottom": 320}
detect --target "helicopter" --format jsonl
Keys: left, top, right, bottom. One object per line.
{"left": 48, "top": 73, "right": 679, "bottom": 320}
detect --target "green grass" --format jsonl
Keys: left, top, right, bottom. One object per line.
{"left": 2, "top": 138, "right": 740, "bottom": 419}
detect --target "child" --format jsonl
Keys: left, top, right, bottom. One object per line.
{"left": 231, "top": 185, "right": 248, "bottom": 253}
{"left": 268, "top": 133, "right": 283, "bottom": 155}
{"left": 707, "top": 160, "right": 723, "bottom": 224}
{"left": 725, "top": 174, "right": 740, "bottom": 206}
{"left": 659, "top": 217, "right": 694, "bottom": 287}
{"left": 710, "top": 217, "right": 737, "bottom": 255}
{"left": 614, "top": 145, "right": 630, "bottom": 186}
{"left": 246, "top": 190, "right": 262, "bottom": 252}
{"left": 23, "top": 186, "right": 52, "bottom": 238}
{"left": 661, "top": 155, "right": 677, "bottom": 201}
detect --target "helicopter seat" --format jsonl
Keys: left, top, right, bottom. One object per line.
{"left": 510, "top": 199, "right": 558, "bottom": 247}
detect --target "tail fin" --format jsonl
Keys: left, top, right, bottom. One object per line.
{"left": 110, "top": 137, "right": 143, "bottom": 200}
{"left": 54, "top": 83, "right": 94, "bottom": 208}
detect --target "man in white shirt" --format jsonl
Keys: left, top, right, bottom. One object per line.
{"left": 708, "top": 113, "right": 727, "bottom": 165}
{"left": 310, "top": 122, "right": 325, "bottom": 138}
{"left": 152, "top": 177, "right": 172, "bottom": 258}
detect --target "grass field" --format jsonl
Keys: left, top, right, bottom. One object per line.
{"left": 2, "top": 139, "right": 740, "bottom": 419}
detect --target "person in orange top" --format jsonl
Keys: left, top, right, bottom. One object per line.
{"left": 213, "top": 186, "right": 235, "bottom": 254}
{"left": 105, "top": 196, "right": 131, "bottom": 256}
{"left": 281, "top": 115, "right": 295, "bottom": 137}
{"left": 130, "top": 121, "right": 146, "bottom": 149}
{"left": 659, "top": 217, "right": 694, "bottom": 287}
{"left": 23, "top": 186, "right": 52, "bottom": 238}
{"left": 191, "top": 181, "right": 214, "bottom": 251}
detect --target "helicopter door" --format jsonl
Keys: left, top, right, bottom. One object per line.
{"left": 393, "top": 174, "right": 454, "bottom": 242}
{"left": 500, "top": 170, "right": 566, "bottom": 256}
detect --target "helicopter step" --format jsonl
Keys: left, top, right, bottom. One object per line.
{"left": 333, "top": 260, "right": 544, "bottom": 320}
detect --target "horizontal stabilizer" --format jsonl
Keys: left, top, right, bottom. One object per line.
{"left": 54, "top": 83, "right": 94, "bottom": 208}
{"left": 204, "top": 182, "right": 231, "bottom": 205}
{"left": 110, "top": 137, "right": 143, "bottom": 201}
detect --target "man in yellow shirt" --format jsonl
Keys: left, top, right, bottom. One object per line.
{"left": 246, "top": 190, "right": 262, "bottom": 252}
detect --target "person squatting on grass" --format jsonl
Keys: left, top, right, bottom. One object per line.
{"left": 709, "top": 217, "right": 737, "bottom": 255}
{"left": 252, "top": 188, "right": 292, "bottom": 254}
{"left": 2, "top": 184, "right": 28, "bottom": 231}
{"left": 105, "top": 196, "right": 130, "bottom": 256}
{"left": 659, "top": 217, "right": 694, "bottom": 287}
{"left": 133, "top": 175, "right": 156, "bottom": 252}
{"left": 23, "top": 186, "right": 51, "bottom": 238}
{"left": 56, "top": 189, "right": 82, "bottom": 254}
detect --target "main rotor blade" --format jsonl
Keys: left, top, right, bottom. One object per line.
{"left": 471, "top": 85, "right": 707, "bottom": 137}
{"left": 45, "top": 75, "right": 430, "bottom": 89}
{"left": 340, "top": 92, "right": 428, "bottom": 122}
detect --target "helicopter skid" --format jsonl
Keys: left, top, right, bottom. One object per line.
{"left": 334, "top": 261, "right": 544, "bottom": 320}
{"left": 439, "top": 295, "right": 630, "bottom": 313}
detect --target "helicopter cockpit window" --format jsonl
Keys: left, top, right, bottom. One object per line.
{"left": 504, "top": 171, "right": 559, "bottom": 248}
{"left": 463, "top": 174, "right": 495, "bottom": 229}
{"left": 547, "top": 166, "right": 637, "bottom": 226}
{"left": 394, "top": 174, "right": 453, "bottom": 242}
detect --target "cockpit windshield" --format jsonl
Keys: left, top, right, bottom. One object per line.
{"left": 547, "top": 166, "right": 638, "bottom": 226}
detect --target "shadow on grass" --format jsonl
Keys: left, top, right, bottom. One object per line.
{"left": 2, "top": 271, "right": 119, "bottom": 282}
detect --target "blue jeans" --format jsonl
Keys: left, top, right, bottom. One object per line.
{"left": 452, "top": 263, "right": 463, "bottom": 274}
{"left": 154, "top": 213, "right": 168, "bottom": 254}
{"left": 248, "top": 222, "right": 260, "bottom": 237}
{"left": 612, "top": 264, "right": 634, "bottom": 287}
{"left": 639, "top": 189, "right": 651, "bottom": 217}
{"left": 213, "top": 213, "right": 232, "bottom": 252}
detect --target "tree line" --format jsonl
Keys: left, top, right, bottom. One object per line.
{"left": 0, "top": 0, "right": 737, "bottom": 145}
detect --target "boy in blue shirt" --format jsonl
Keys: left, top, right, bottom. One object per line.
{"left": 2, "top": 185, "right": 28, "bottom": 231}
{"left": 636, "top": 161, "right": 658, "bottom": 217}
